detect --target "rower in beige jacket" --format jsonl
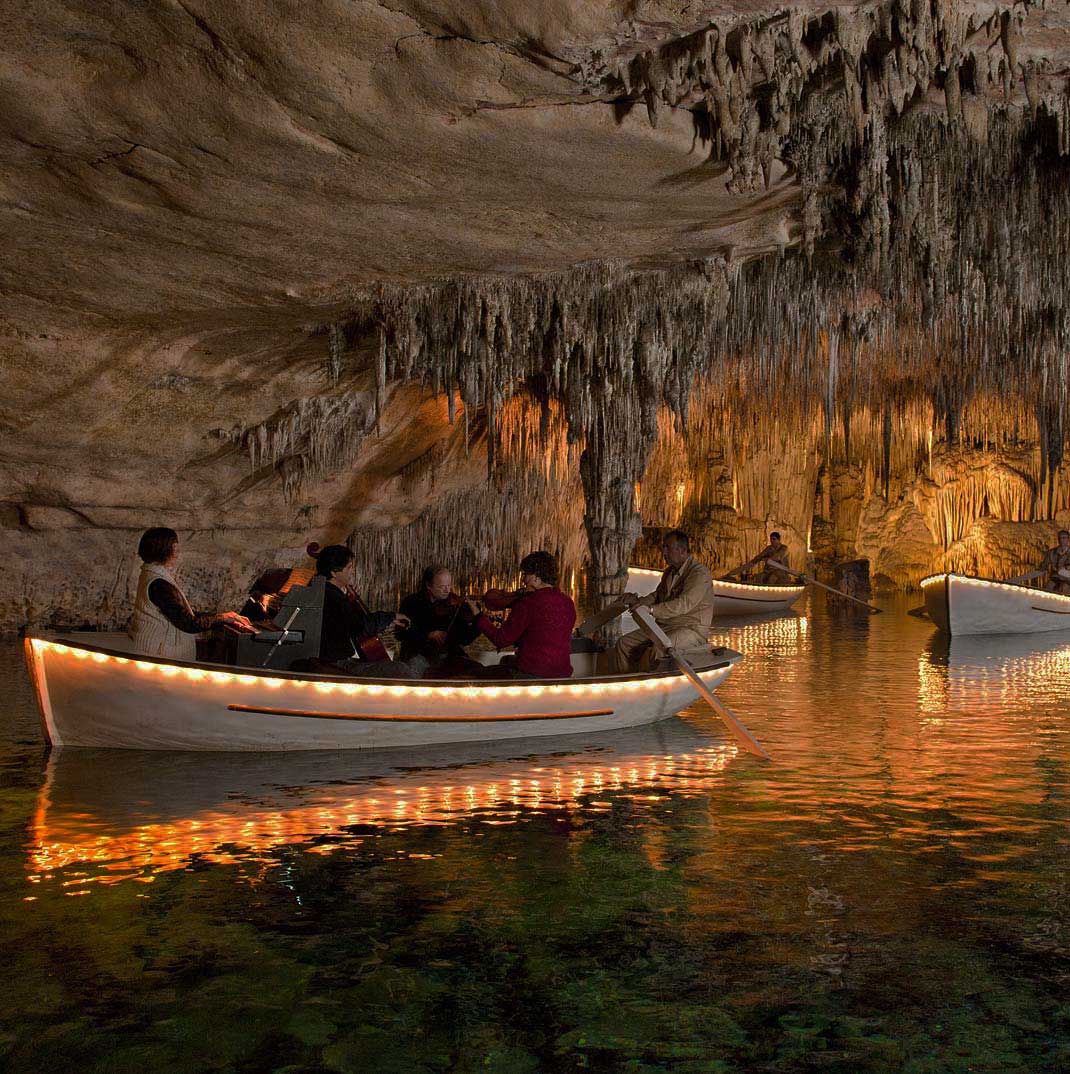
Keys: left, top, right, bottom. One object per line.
{"left": 611, "top": 530, "right": 714, "bottom": 672}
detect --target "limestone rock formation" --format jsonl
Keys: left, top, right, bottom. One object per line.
{"left": 3, "top": 0, "right": 1070, "bottom": 628}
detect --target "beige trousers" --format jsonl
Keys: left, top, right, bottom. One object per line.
{"left": 610, "top": 624, "right": 709, "bottom": 673}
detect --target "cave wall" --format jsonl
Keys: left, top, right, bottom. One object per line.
{"left": 4, "top": 0, "right": 1070, "bottom": 630}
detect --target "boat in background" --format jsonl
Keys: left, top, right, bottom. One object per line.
{"left": 24, "top": 633, "right": 742, "bottom": 752}
{"left": 921, "top": 572, "right": 1070, "bottom": 636}
{"left": 626, "top": 567, "right": 805, "bottom": 621}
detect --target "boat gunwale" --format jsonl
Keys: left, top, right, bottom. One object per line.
{"left": 920, "top": 572, "right": 1070, "bottom": 606}
{"left": 630, "top": 567, "right": 804, "bottom": 597}
{"left": 29, "top": 633, "right": 738, "bottom": 690}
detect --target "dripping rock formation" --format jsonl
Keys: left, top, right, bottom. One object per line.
{"left": 3, "top": 1, "right": 1070, "bottom": 629}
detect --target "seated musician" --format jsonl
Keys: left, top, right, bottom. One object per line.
{"left": 1042, "top": 529, "right": 1070, "bottom": 595}
{"left": 308, "top": 543, "right": 418, "bottom": 678}
{"left": 465, "top": 551, "right": 576, "bottom": 679}
{"left": 612, "top": 530, "right": 713, "bottom": 673}
{"left": 397, "top": 565, "right": 480, "bottom": 675}
{"left": 128, "top": 527, "right": 254, "bottom": 660}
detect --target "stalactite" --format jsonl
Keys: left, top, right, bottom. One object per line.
{"left": 227, "top": 392, "right": 376, "bottom": 500}
{"left": 346, "top": 394, "right": 585, "bottom": 606}
{"left": 226, "top": 2, "right": 1070, "bottom": 595}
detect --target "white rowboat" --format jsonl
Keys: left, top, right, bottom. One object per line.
{"left": 921, "top": 572, "right": 1070, "bottom": 636}
{"left": 24, "top": 633, "right": 743, "bottom": 752}
{"left": 627, "top": 567, "right": 805, "bottom": 618}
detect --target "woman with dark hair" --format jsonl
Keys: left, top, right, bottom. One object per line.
{"left": 466, "top": 550, "right": 576, "bottom": 679}
{"left": 308, "top": 543, "right": 418, "bottom": 678}
{"left": 128, "top": 527, "right": 254, "bottom": 660}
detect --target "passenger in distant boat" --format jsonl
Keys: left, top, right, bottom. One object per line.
{"left": 397, "top": 564, "right": 481, "bottom": 676}
{"left": 733, "top": 531, "right": 790, "bottom": 585}
{"left": 613, "top": 530, "right": 714, "bottom": 673}
{"left": 466, "top": 551, "right": 576, "bottom": 679}
{"left": 308, "top": 543, "right": 418, "bottom": 678}
{"left": 128, "top": 527, "right": 255, "bottom": 661}
{"left": 1042, "top": 530, "right": 1070, "bottom": 595}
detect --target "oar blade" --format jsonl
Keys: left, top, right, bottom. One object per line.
{"left": 768, "top": 560, "right": 882, "bottom": 614}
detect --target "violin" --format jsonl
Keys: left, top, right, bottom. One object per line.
{"left": 431, "top": 591, "right": 468, "bottom": 618}
{"left": 476, "top": 588, "right": 528, "bottom": 613}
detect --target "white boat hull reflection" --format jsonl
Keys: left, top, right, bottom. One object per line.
{"left": 920, "top": 629, "right": 1070, "bottom": 709}
{"left": 29, "top": 723, "right": 740, "bottom": 878}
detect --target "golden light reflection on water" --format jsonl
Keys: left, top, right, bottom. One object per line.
{"left": 28, "top": 736, "right": 739, "bottom": 884}
{"left": 21, "top": 600, "right": 1070, "bottom": 899}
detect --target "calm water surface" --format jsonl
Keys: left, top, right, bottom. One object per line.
{"left": 2, "top": 595, "right": 1068, "bottom": 1073}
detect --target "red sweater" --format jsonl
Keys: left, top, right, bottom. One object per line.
{"left": 477, "top": 586, "right": 576, "bottom": 678}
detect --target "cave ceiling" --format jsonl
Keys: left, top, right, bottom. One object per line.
{"left": 3, "top": 1, "right": 1070, "bottom": 626}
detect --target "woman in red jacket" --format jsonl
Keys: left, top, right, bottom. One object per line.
{"left": 466, "top": 551, "right": 576, "bottom": 679}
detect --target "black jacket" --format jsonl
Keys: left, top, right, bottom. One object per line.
{"left": 319, "top": 583, "right": 394, "bottom": 664}
{"left": 397, "top": 588, "right": 478, "bottom": 662}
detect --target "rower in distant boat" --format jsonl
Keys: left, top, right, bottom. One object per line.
{"left": 729, "top": 531, "right": 790, "bottom": 584}
{"left": 1041, "top": 529, "right": 1070, "bottom": 595}
{"left": 128, "top": 527, "right": 255, "bottom": 661}
{"left": 307, "top": 543, "right": 418, "bottom": 678}
{"left": 612, "top": 530, "right": 714, "bottom": 673}
{"left": 466, "top": 551, "right": 576, "bottom": 679}
{"left": 397, "top": 564, "right": 481, "bottom": 677}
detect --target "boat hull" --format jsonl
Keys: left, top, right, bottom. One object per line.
{"left": 922, "top": 572, "right": 1070, "bottom": 636}
{"left": 25, "top": 634, "right": 742, "bottom": 752}
{"left": 626, "top": 568, "right": 804, "bottom": 619}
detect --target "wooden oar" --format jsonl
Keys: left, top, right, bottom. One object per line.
{"left": 632, "top": 606, "right": 771, "bottom": 760}
{"left": 768, "top": 560, "right": 883, "bottom": 614}
{"left": 576, "top": 600, "right": 629, "bottom": 638}
{"left": 1005, "top": 568, "right": 1046, "bottom": 585}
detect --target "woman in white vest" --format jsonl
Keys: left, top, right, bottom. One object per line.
{"left": 128, "top": 527, "right": 253, "bottom": 660}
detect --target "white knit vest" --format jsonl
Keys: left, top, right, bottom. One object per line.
{"left": 128, "top": 562, "right": 198, "bottom": 662}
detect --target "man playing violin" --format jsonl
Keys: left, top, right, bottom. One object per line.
{"left": 397, "top": 565, "right": 480, "bottom": 674}
{"left": 466, "top": 551, "right": 576, "bottom": 679}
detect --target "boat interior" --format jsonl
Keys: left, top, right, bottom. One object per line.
{"left": 44, "top": 630, "right": 736, "bottom": 685}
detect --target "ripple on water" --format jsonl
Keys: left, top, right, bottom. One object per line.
{"left": 2, "top": 594, "right": 1069, "bottom": 1073}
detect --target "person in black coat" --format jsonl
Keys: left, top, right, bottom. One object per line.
{"left": 307, "top": 543, "right": 418, "bottom": 678}
{"left": 397, "top": 565, "right": 480, "bottom": 675}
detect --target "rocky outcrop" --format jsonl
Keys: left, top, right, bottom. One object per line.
{"left": 3, "top": 1, "right": 1070, "bottom": 628}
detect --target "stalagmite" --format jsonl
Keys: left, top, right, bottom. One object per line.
{"left": 219, "top": 0, "right": 1070, "bottom": 597}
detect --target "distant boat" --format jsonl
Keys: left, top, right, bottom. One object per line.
{"left": 626, "top": 567, "right": 805, "bottom": 620}
{"left": 23, "top": 633, "right": 742, "bottom": 752}
{"left": 921, "top": 572, "right": 1070, "bottom": 636}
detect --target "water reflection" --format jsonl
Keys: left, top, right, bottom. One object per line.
{"left": 5, "top": 600, "right": 1070, "bottom": 1074}
{"left": 921, "top": 630, "right": 1070, "bottom": 714}
{"left": 30, "top": 724, "right": 739, "bottom": 882}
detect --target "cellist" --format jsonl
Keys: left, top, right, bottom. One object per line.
{"left": 466, "top": 551, "right": 576, "bottom": 679}
{"left": 307, "top": 544, "right": 417, "bottom": 677}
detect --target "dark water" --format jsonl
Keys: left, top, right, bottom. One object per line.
{"left": 2, "top": 596, "right": 1068, "bottom": 1073}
